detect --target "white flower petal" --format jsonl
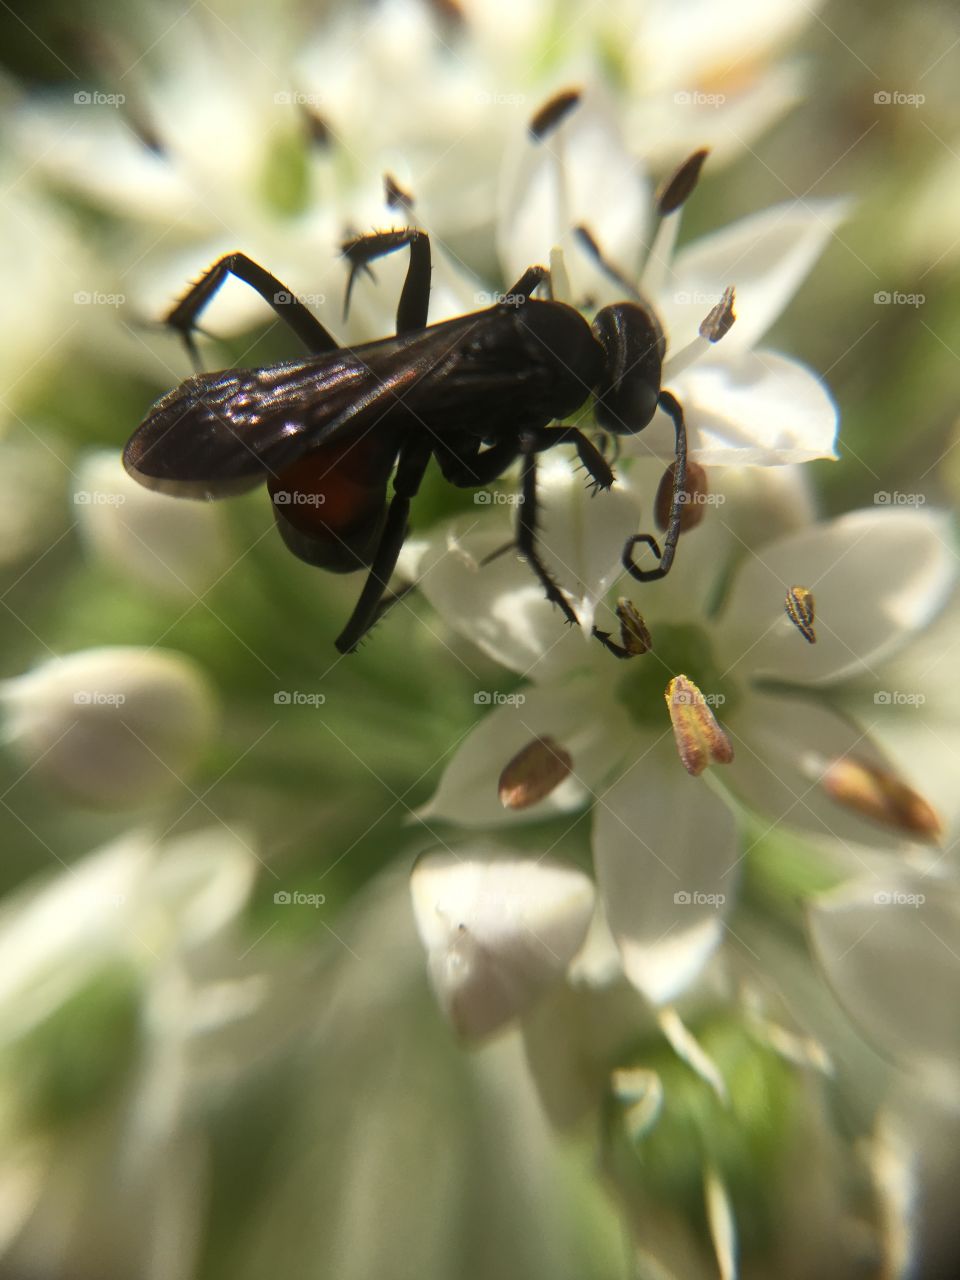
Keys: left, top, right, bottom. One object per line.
{"left": 417, "top": 459, "right": 643, "bottom": 678}
{"left": 594, "top": 755, "right": 739, "bottom": 1004}
{"left": 76, "top": 452, "right": 233, "bottom": 598}
{"left": 657, "top": 197, "right": 850, "bottom": 354}
{"left": 808, "top": 872, "right": 960, "bottom": 1077}
{"left": 498, "top": 94, "right": 649, "bottom": 293}
{"left": 410, "top": 847, "right": 596, "bottom": 1039}
{"left": 418, "top": 682, "right": 629, "bottom": 827}
{"left": 718, "top": 510, "right": 957, "bottom": 685}
{"left": 724, "top": 692, "right": 918, "bottom": 850}
{"left": 633, "top": 349, "right": 838, "bottom": 466}
{"left": 1, "top": 647, "right": 218, "bottom": 808}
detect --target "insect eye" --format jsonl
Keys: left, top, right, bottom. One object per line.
{"left": 592, "top": 303, "right": 666, "bottom": 435}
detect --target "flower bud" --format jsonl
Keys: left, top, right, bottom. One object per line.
{"left": 1, "top": 647, "right": 217, "bottom": 807}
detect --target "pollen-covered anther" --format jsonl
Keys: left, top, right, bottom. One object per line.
{"left": 785, "top": 585, "right": 816, "bottom": 643}
{"left": 616, "top": 598, "right": 653, "bottom": 655}
{"left": 498, "top": 735, "right": 573, "bottom": 810}
{"left": 820, "top": 756, "right": 943, "bottom": 843}
{"left": 665, "top": 675, "right": 734, "bottom": 777}
{"left": 655, "top": 459, "right": 709, "bottom": 533}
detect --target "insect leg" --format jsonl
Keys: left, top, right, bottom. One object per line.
{"left": 516, "top": 438, "right": 582, "bottom": 629}
{"left": 504, "top": 265, "right": 549, "bottom": 303}
{"left": 621, "top": 389, "right": 688, "bottom": 582}
{"left": 529, "top": 425, "right": 615, "bottom": 492}
{"left": 341, "top": 229, "right": 431, "bottom": 334}
{"left": 334, "top": 437, "right": 433, "bottom": 653}
{"left": 434, "top": 436, "right": 520, "bottom": 487}
{"left": 164, "top": 252, "right": 339, "bottom": 367}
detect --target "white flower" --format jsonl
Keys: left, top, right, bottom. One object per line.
{"left": 74, "top": 451, "right": 233, "bottom": 599}
{"left": 498, "top": 93, "right": 844, "bottom": 465}
{"left": 412, "top": 463, "right": 956, "bottom": 1005}
{"left": 0, "top": 826, "right": 259, "bottom": 1277}
{"left": 1, "top": 647, "right": 218, "bottom": 808}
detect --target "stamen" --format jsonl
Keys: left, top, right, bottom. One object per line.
{"left": 820, "top": 756, "right": 942, "bottom": 843}
{"left": 656, "top": 148, "right": 710, "bottom": 217}
{"left": 662, "top": 287, "right": 736, "bottom": 380}
{"left": 616, "top": 598, "right": 653, "bottom": 655}
{"left": 785, "top": 586, "right": 816, "bottom": 643}
{"left": 665, "top": 675, "right": 734, "bottom": 777}
{"left": 638, "top": 211, "right": 681, "bottom": 299}
{"left": 499, "top": 735, "right": 573, "bottom": 809}
{"left": 655, "top": 459, "right": 709, "bottom": 533}
{"left": 384, "top": 172, "right": 414, "bottom": 211}
{"left": 528, "top": 88, "right": 582, "bottom": 140}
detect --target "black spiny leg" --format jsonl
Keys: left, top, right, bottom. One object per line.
{"left": 341, "top": 229, "right": 432, "bottom": 333}
{"left": 516, "top": 437, "right": 582, "bottom": 629}
{"left": 164, "top": 251, "right": 339, "bottom": 368}
{"left": 621, "top": 389, "right": 688, "bottom": 582}
{"left": 334, "top": 437, "right": 433, "bottom": 654}
{"left": 529, "top": 425, "right": 615, "bottom": 493}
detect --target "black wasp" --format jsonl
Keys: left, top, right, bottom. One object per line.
{"left": 124, "top": 101, "right": 730, "bottom": 656}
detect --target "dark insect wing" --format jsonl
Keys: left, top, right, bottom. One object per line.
{"left": 123, "top": 348, "right": 408, "bottom": 499}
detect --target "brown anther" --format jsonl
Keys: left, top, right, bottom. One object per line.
{"left": 665, "top": 675, "right": 734, "bottom": 777}
{"left": 656, "top": 148, "right": 710, "bottom": 216}
{"left": 655, "top": 459, "right": 709, "bottom": 533}
{"left": 699, "top": 285, "right": 736, "bottom": 343}
{"left": 529, "top": 88, "right": 582, "bottom": 140}
{"left": 616, "top": 598, "right": 653, "bottom": 655}
{"left": 299, "top": 104, "right": 333, "bottom": 148}
{"left": 499, "top": 735, "right": 573, "bottom": 809}
{"left": 384, "top": 173, "right": 415, "bottom": 211}
{"left": 820, "top": 757, "right": 942, "bottom": 843}
{"left": 785, "top": 586, "right": 816, "bottom": 644}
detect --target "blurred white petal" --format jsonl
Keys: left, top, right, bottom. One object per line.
{"left": 411, "top": 848, "right": 595, "bottom": 1039}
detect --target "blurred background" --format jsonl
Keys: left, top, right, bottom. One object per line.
{"left": 0, "top": 1, "right": 958, "bottom": 1277}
